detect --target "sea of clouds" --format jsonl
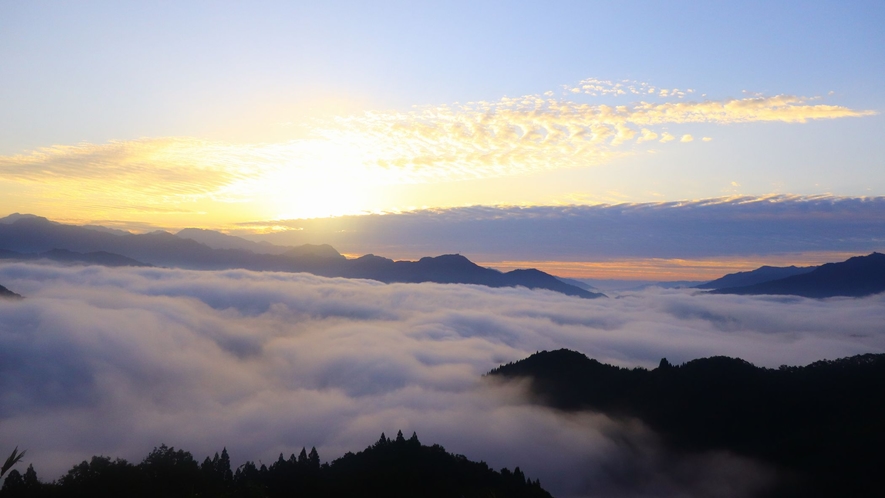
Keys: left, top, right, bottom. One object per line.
{"left": 1, "top": 263, "right": 883, "bottom": 497}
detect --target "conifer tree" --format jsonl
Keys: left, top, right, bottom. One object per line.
{"left": 375, "top": 433, "right": 388, "bottom": 447}
{"left": 307, "top": 447, "right": 320, "bottom": 470}
{"left": 219, "top": 448, "right": 233, "bottom": 481}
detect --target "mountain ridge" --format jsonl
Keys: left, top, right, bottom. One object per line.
{"left": 0, "top": 215, "right": 602, "bottom": 299}
{"left": 710, "top": 252, "right": 885, "bottom": 297}
{"left": 696, "top": 265, "right": 817, "bottom": 290}
{"left": 488, "top": 348, "right": 885, "bottom": 497}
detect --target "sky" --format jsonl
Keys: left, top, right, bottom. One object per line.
{"left": 2, "top": 5, "right": 885, "bottom": 493}
{"left": 2, "top": 263, "right": 883, "bottom": 496}
{"left": 1, "top": 1, "right": 884, "bottom": 278}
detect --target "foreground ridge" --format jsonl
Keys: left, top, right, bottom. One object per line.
{"left": 489, "top": 349, "right": 885, "bottom": 498}
{"left": 0, "top": 431, "right": 551, "bottom": 498}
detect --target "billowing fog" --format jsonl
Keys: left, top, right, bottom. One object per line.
{"left": 1, "top": 263, "right": 883, "bottom": 497}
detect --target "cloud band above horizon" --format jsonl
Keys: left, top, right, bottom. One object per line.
{"left": 230, "top": 195, "right": 885, "bottom": 266}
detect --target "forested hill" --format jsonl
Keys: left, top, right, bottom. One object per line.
{"left": 488, "top": 349, "right": 885, "bottom": 497}
{"left": 0, "top": 432, "right": 551, "bottom": 498}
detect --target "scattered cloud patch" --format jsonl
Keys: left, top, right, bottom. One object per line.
{"left": 636, "top": 128, "right": 659, "bottom": 144}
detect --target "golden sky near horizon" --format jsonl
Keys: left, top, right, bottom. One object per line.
{"left": 2, "top": 4, "right": 884, "bottom": 281}
{"left": 0, "top": 83, "right": 875, "bottom": 230}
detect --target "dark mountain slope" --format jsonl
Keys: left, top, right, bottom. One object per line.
{"left": 489, "top": 349, "right": 885, "bottom": 497}
{"left": 176, "top": 227, "right": 344, "bottom": 259}
{"left": 712, "top": 252, "right": 885, "bottom": 297}
{"left": 696, "top": 265, "right": 816, "bottom": 289}
{"left": 0, "top": 247, "right": 148, "bottom": 268}
{"left": 0, "top": 283, "right": 22, "bottom": 299}
{"left": 337, "top": 254, "right": 603, "bottom": 298}
{"left": 0, "top": 216, "right": 602, "bottom": 298}
{"left": 556, "top": 277, "right": 598, "bottom": 291}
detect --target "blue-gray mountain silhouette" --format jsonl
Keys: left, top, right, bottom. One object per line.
{"left": 489, "top": 349, "right": 885, "bottom": 497}
{"left": 710, "top": 252, "right": 885, "bottom": 297}
{"left": 695, "top": 265, "right": 816, "bottom": 289}
{"left": 176, "top": 227, "right": 343, "bottom": 259}
{"left": 0, "top": 215, "right": 603, "bottom": 298}
{"left": 0, "top": 248, "right": 151, "bottom": 267}
{"left": 0, "top": 283, "right": 22, "bottom": 299}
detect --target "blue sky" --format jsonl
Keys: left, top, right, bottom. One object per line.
{"left": 2, "top": 1, "right": 883, "bottom": 150}
{"left": 1, "top": 1, "right": 883, "bottom": 275}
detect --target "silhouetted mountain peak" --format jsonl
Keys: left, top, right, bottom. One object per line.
{"left": 0, "top": 213, "right": 44, "bottom": 224}
{"left": 0, "top": 283, "right": 23, "bottom": 299}
{"left": 7, "top": 215, "right": 55, "bottom": 227}
{"left": 416, "top": 254, "right": 480, "bottom": 269}
{"left": 282, "top": 243, "right": 343, "bottom": 259}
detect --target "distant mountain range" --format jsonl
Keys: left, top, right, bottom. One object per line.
{"left": 176, "top": 227, "right": 342, "bottom": 259}
{"left": 0, "top": 214, "right": 603, "bottom": 299}
{"left": 709, "top": 252, "right": 885, "bottom": 298}
{"left": 489, "top": 349, "right": 885, "bottom": 497}
{"left": 0, "top": 248, "right": 151, "bottom": 267}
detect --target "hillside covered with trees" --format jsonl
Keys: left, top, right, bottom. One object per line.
{"left": 489, "top": 349, "right": 885, "bottom": 497}
{"left": 0, "top": 432, "right": 550, "bottom": 498}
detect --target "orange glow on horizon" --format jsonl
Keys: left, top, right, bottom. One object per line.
{"left": 478, "top": 252, "right": 866, "bottom": 281}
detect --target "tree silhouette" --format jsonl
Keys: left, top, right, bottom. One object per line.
{"left": 307, "top": 447, "right": 320, "bottom": 471}
{"left": 0, "top": 435, "right": 552, "bottom": 497}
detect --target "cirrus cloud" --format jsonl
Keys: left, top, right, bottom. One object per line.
{"left": 0, "top": 79, "right": 874, "bottom": 217}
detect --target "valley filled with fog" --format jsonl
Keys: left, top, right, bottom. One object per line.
{"left": 1, "top": 263, "right": 883, "bottom": 497}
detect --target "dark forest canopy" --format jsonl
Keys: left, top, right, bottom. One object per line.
{"left": 0, "top": 432, "right": 551, "bottom": 498}
{"left": 489, "top": 349, "right": 885, "bottom": 498}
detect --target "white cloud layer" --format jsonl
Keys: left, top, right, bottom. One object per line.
{"left": 1, "top": 263, "right": 883, "bottom": 496}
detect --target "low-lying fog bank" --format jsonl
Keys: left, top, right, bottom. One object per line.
{"left": 1, "top": 263, "right": 882, "bottom": 497}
